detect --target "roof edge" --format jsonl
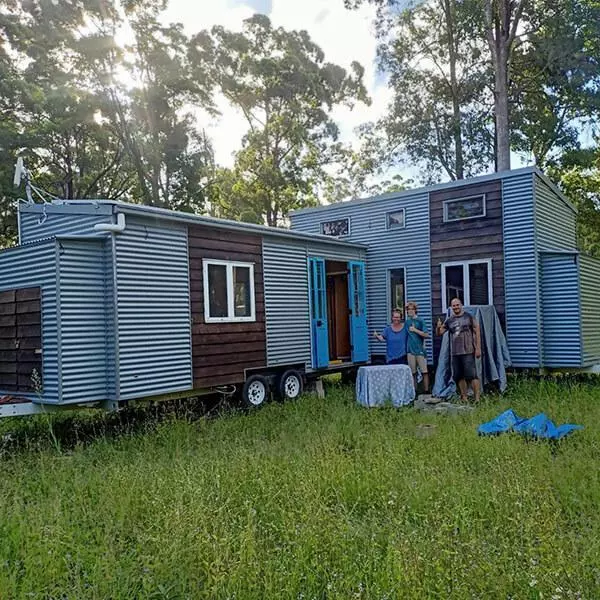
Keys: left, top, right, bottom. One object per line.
{"left": 23, "top": 200, "right": 368, "bottom": 249}
{"left": 532, "top": 169, "right": 578, "bottom": 214}
{"left": 115, "top": 203, "right": 368, "bottom": 248}
{"left": 289, "top": 167, "right": 540, "bottom": 216}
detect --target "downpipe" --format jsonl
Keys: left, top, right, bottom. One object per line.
{"left": 94, "top": 212, "right": 126, "bottom": 233}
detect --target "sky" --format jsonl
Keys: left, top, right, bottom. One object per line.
{"left": 158, "top": 0, "right": 395, "bottom": 172}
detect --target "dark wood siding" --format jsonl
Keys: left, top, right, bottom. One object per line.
{"left": 189, "top": 225, "right": 266, "bottom": 388}
{"left": 0, "top": 287, "right": 42, "bottom": 393}
{"left": 430, "top": 180, "right": 505, "bottom": 360}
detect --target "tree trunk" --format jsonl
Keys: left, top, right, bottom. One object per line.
{"left": 443, "top": 0, "right": 464, "bottom": 179}
{"left": 494, "top": 41, "right": 511, "bottom": 171}
{"left": 485, "top": 0, "right": 527, "bottom": 173}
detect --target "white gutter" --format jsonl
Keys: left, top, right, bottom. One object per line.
{"left": 94, "top": 212, "right": 126, "bottom": 233}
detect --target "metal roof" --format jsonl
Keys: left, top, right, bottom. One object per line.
{"left": 20, "top": 199, "right": 368, "bottom": 249}
{"left": 289, "top": 166, "right": 577, "bottom": 216}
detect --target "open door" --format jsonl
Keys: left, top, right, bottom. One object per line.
{"left": 348, "top": 261, "right": 368, "bottom": 363}
{"left": 309, "top": 257, "right": 329, "bottom": 368}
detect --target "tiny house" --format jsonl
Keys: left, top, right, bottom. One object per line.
{"left": 0, "top": 200, "right": 369, "bottom": 417}
{"left": 289, "top": 167, "right": 600, "bottom": 371}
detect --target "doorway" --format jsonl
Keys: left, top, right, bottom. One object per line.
{"left": 309, "top": 257, "right": 368, "bottom": 369}
{"left": 326, "top": 261, "right": 351, "bottom": 362}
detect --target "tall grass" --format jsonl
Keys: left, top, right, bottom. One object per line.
{"left": 0, "top": 377, "right": 599, "bottom": 599}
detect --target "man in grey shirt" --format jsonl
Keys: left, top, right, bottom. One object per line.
{"left": 436, "top": 298, "right": 482, "bottom": 402}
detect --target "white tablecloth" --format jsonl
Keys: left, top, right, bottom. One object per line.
{"left": 356, "top": 365, "right": 415, "bottom": 407}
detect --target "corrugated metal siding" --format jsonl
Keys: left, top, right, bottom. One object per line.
{"left": 579, "top": 254, "right": 600, "bottom": 366}
{"left": 502, "top": 174, "right": 541, "bottom": 367}
{"left": 534, "top": 176, "right": 577, "bottom": 252}
{"left": 306, "top": 241, "right": 366, "bottom": 262}
{"left": 20, "top": 210, "right": 111, "bottom": 243}
{"left": 262, "top": 238, "right": 312, "bottom": 368}
{"left": 0, "top": 240, "right": 59, "bottom": 402}
{"left": 290, "top": 192, "right": 433, "bottom": 362}
{"left": 115, "top": 217, "right": 192, "bottom": 400}
{"left": 540, "top": 253, "right": 582, "bottom": 367}
{"left": 58, "top": 239, "right": 110, "bottom": 403}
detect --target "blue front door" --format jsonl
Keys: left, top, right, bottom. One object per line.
{"left": 309, "top": 257, "right": 329, "bottom": 368}
{"left": 348, "top": 261, "right": 368, "bottom": 363}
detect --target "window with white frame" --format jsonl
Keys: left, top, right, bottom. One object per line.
{"left": 386, "top": 209, "right": 406, "bottom": 230}
{"left": 203, "top": 259, "right": 256, "bottom": 322}
{"left": 441, "top": 259, "right": 492, "bottom": 311}
{"left": 443, "top": 194, "right": 486, "bottom": 222}
{"left": 321, "top": 218, "right": 350, "bottom": 237}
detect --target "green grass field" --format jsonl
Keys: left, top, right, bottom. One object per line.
{"left": 1, "top": 377, "right": 599, "bottom": 599}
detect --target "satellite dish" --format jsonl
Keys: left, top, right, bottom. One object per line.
{"left": 13, "top": 157, "right": 24, "bottom": 187}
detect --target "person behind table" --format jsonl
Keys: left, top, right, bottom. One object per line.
{"left": 436, "top": 297, "right": 481, "bottom": 402}
{"left": 374, "top": 309, "right": 408, "bottom": 365}
{"left": 405, "top": 300, "right": 430, "bottom": 393}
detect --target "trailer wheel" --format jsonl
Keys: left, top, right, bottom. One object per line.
{"left": 278, "top": 370, "right": 304, "bottom": 400}
{"left": 242, "top": 375, "right": 269, "bottom": 407}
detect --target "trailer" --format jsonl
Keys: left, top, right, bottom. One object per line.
{"left": 0, "top": 200, "right": 369, "bottom": 417}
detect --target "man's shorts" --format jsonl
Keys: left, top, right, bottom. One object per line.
{"left": 407, "top": 354, "right": 428, "bottom": 374}
{"left": 452, "top": 354, "right": 477, "bottom": 382}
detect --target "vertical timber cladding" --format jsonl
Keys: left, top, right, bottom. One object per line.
{"left": 189, "top": 225, "right": 267, "bottom": 388}
{"left": 430, "top": 179, "right": 505, "bottom": 361}
{"left": 0, "top": 287, "right": 42, "bottom": 393}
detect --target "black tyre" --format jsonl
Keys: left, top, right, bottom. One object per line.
{"left": 278, "top": 370, "right": 304, "bottom": 400}
{"left": 242, "top": 374, "right": 269, "bottom": 407}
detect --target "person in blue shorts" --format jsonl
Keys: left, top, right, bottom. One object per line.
{"left": 374, "top": 310, "right": 408, "bottom": 365}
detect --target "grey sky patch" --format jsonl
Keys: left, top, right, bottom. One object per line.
{"left": 315, "top": 8, "right": 329, "bottom": 24}
{"left": 230, "top": 0, "right": 273, "bottom": 15}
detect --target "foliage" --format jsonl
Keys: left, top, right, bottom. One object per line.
{"left": 510, "top": 0, "right": 600, "bottom": 166}
{"left": 379, "top": 0, "right": 494, "bottom": 182}
{"left": 0, "top": 0, "right": 131, "bottom": 204}
{"left": 191, "top": 15, "right": 370, "bottom": 225}
{"left": 0, "top": 378, "right": 599, "bottom": 597}
{"left": 0, "top": 3, "right": 371, "bottom": 241}
{"left": 548, "top": 148, "right": 600, "bottom": 256}
{"left": 111, "top": 10, "right": 217, "bottom": 209}
{"left": 346, "top": 0, "right": 600, "bottom": 183}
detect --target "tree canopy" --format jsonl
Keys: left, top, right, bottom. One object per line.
{"left": 1, "top": 0, "right": 600, "bottom": 252}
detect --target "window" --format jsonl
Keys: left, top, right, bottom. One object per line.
{"left": 441, "top": 259, "right": 492, "bottom": 311}
{"left": 351, "top": 263, "right": 364, "bottom": 317}
{"left": 321, "top": 218, "right": 350, "bottom": 237}
{"left": 389, "top": 268, "right": 406, "bottom": 318}
{"left": 443, "top": 195, "right": 486, "bottom": 222}
{"left": 203, "top": 260, "right": 255, "bottom": 322}
{"left": 386, "top": 209, "right": 406, "bottom": 230}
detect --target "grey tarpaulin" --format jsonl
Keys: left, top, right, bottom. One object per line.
{"left": 432, "top": 305, "right": 512, "bottom": 398}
